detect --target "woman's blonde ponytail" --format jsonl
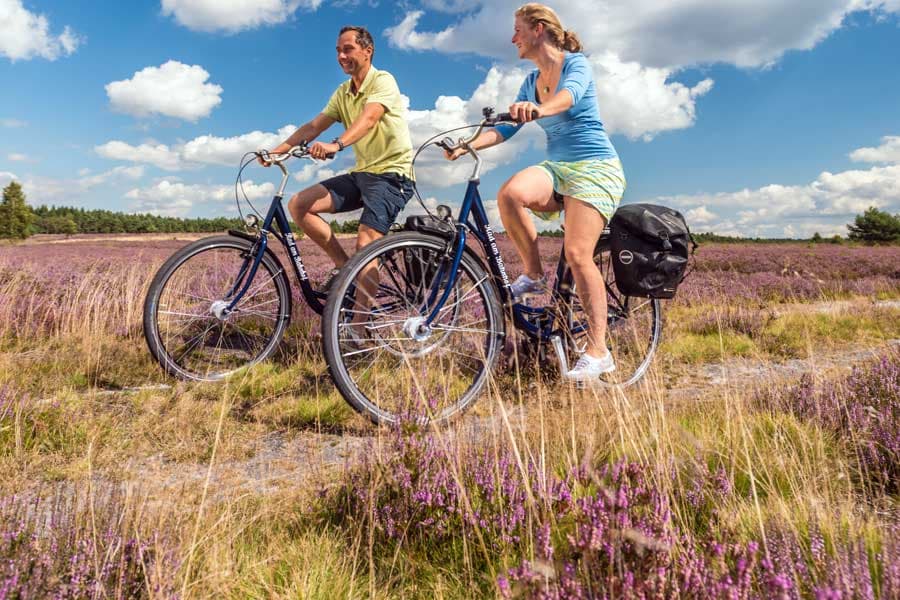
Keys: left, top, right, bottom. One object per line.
{"left": 562, "top": 29, "right": 582, "bottom": 52}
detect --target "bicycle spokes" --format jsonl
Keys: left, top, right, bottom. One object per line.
{"left": 324, "top": 236, "right": 504, "bottom": 424}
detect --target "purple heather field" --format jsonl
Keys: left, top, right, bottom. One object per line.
{"left": 1, "top": 235, "right": 898, "bottom": 338}
{"left": 1, "top": 234, "right": 899, "bottom": 598}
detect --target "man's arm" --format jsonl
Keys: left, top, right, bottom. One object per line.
{"left": 308, "top": 102, "right": 384, "bottom": 158}
{"left": 269, "top": 113, "right": 337, "bottom": 155}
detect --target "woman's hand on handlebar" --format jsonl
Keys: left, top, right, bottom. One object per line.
{"left": 509, "top": 101, "right": 541, "bottom": 123}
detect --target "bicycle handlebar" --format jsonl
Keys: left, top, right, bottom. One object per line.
{"left": 435, "top": 107, "right": 538, "bottom": 154}
{"left": 256, "top": 143, "right": 335, "bottom": 165}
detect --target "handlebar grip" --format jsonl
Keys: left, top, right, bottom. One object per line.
{"left": 495, "top": 110, "right": 539, "bottom": 123}
{"left": 324, "top": 152, "right": 336, "bottom": 160}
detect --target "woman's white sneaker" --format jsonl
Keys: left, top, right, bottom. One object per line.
{"left": 510, "top": 274, "right": 547, "bottom": 300}
{"left": 565, "top": 351, "right": 616, "bottom": 381}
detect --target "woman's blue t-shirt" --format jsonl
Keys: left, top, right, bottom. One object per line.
{"left": 495, "top": 52, "right": 618, "bottom": 163}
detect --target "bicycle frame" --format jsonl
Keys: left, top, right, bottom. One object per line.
{"left": 422, "top": 177, "right": 584, "bottom": 344}
{"left": 225, "top": 163, "right": 326, "bottom": 315}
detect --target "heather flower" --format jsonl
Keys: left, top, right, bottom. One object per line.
{"left": 0, "top": 486, "right": 179, "bottom": 598}
{"left": 759, "top": 352, "right": 900, "bottom": 493}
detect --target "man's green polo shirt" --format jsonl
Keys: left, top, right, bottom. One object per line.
{"left": 322, "top": 66, "right": 414, "bottom": 180}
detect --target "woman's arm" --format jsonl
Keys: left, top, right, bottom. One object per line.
{"left": 445, "top": 129, "right": 506, "bottom": 160}
{"left": 509, "top": 90, "right": 573, "bottom": 121}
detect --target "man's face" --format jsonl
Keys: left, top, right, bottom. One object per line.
{"left": 336, "top": 31, "right": 371, "bottom": 75}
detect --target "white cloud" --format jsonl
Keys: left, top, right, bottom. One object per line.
{"left": 95, "top": 141, "right": 184, "bottom": 171}
{"left": 293, "top": 162, "right": 336, "bottom": 183}
{"left": 849, "top": 135, "right": 900, "bottom": 164}
{"left": 6, "top": 153, "right": 28, "bottom": 162}
{"left": 0, "top": 166, "right": 147, "bottom": 206}
{"left": 77, "top": 165, "right": 145, "bottom": 190}
{"left": 105, "top": 61, "right": 223, "bottom": 122}
{"left": 0, "top": 118, "right": 27, "bottom": 128}
{"left": 0, "top": 171, "right": 17, "bottom": 187}
{"left": 386, "top": 1, "right": 900, "bottom": 69}
{"left": 404, "top": 57, "right": 711, "bottom": 186}
{"left": 12, "top": 175, "right": 66, "bottom": 204}
{"left": 180, "top": 125, "right": 296, "bottom": 165}
{"left": 685, "top": 205, "right": 717, "bottom": 225}
{"left": 125, "top": 179, "right": 274, "bottom": 216}
{"left": 0, "top": 0, "right": 81, "bottom": 61}
{"left": 161, "top": 0, "right": 323, "bottom": 33}
{"left": 95, "top": 124, "right": 299, "bottom": 172}
{"left": 406, "top": 66, "right": 544, "bottom": 185}
{"left": 655, "top": 161, "right": 900, "bottom": 238}
{"left": 589, "top": 52, "right": 713, "bottom": 141}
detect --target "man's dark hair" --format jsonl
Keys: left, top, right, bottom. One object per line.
{"left": 339, "top": 26, "right": 375, "bottom": 58}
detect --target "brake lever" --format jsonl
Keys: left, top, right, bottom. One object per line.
{"left": 436, "top": 137, "right": 456, "bottom": 153}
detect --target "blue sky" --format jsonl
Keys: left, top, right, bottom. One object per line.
{"left": 1, "top": 0, "right": 899, "bottom": 237}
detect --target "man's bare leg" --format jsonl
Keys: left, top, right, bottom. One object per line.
{"left": 287, "top": 184, "right": 349, "bottom": 267}
{"left": 352, "top": 224, "right": 383, "bottom": 328}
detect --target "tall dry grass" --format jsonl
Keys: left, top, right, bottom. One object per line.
{"left": 0, "top": 238, "right": 897, "bottom": 597}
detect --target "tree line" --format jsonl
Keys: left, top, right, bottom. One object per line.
{"left": 2, "top": 180, "right": 899, "bottom": 243}
{"left": 0, "top": 183, "right": 246, "bottom": 236}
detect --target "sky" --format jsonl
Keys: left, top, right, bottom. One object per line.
{"left": 1, "top": 0, "right": 899, "bottom": 238}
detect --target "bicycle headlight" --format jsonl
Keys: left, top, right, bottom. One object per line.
{"left": 244, "top": 214, "right": 260, "bottom": 229}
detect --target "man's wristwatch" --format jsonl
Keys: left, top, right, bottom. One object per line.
{"left": 332, "top": 137, "right": 345, "bottom": 152}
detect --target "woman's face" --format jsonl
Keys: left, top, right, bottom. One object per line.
{"left": 511, "top": 16, "right": 540, "bottom": 60}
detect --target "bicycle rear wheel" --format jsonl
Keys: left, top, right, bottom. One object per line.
{"left": 143, "top": 235, "right": 291, "bottom": 381}
{"left": 321, "top": 233, "right": 505, "bottom": 425}
{"left": 558, "top": 247, "right": 662, "bottom": 388}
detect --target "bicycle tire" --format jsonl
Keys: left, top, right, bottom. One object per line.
{"left": 143, "top": 235, "right": 291, "bottom": 381}
{"left": 322, "top": 232, "right": 505, "bottom": 425}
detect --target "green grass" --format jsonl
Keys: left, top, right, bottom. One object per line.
{"left": 660, "top": 303, "right": 900, "bottom": 363}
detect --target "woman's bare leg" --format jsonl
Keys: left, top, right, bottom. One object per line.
{"left": 563, "top": 198, "right": 608, "bottom": 357}
{"left": 496, "top": 167, "right": 558, "bottom": 279}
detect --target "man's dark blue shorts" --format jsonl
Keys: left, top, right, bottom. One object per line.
{"left": 320, "top": 171, "right": 415, "bottom": 235}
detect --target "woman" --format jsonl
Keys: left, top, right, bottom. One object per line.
{"left": 445, "top": 3, "right": 625, "bottom": 381}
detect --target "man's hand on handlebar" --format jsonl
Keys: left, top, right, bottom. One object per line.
{"left": 309, "top": 141, "right": 339, "bottom": 160}
{"left": 509, "top": 102, "right": 541, "bottom": 123}
{"left": 257, "top": 150, "right": 276, "bottom": 167}
{"left": 443, "top": 147, "right": 468, "bottom": 161}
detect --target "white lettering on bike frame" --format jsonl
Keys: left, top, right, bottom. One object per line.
{"left": 284, "top": 232, "right": 308, "bottom": 280}
{"left": 484, "top": 225, "right": 510, "bottom": 289}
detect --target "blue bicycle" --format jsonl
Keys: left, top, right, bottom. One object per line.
{"left": 143, "top": 144, "right": 334, "bottom": 381}
{"left": 321, "top": 108, "right": 662, "bottom": 424}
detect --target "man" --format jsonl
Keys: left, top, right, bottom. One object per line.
{"left": 262, "top": 26, "right": 415, "bottom": 282}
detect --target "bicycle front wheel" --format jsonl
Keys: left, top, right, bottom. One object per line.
{"left": 143, "top": 235, "right": 291, "bottom": 381}
{"left": 322, "top": 233, "right": 505, "bottom": 425}
{"left": 559, "top": 250, "right": 662, "bottom": 388}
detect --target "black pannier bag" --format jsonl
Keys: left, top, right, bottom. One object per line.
{"left": 609, "top": 203, "right": 695, "bottom": 299}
